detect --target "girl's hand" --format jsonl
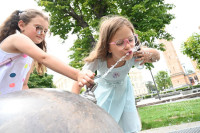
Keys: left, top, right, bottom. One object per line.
{"left": 77, "top": 70, "right": 95, "bottom": 87}
{"left": 133, "top": 48, "right": 160, "bottom": 64}
{"left": 132, "top": 48, "right": 146, "bottom": 65}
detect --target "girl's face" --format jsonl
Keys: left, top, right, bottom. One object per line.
{"left": 19, "top": 16, "right": 49, "bottom": 44}
{"left": 109, "top": 25, "right": 134, "bottom": 61}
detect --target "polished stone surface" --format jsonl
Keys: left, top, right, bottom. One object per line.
{"left": 0, "top": 88, "right": 123, "bottom": 133}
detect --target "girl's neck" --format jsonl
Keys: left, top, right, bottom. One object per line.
{"left": 107, "top": 57, "right": 126, "bottom": 68}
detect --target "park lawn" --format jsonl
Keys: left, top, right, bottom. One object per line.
{"left": 138, "top": 98, "right": 200, "bottom": 130}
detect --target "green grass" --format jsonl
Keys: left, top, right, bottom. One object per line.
{"left": 138, "top": 98, "right": 200, "bottom": 130}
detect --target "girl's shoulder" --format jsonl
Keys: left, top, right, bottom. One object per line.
{"left": 2, "top": 34, "right": 29, "bottom": 44}
{"left": 83, "top": 59, "right": 105, "bottom": 72}
{"left": 10, "top": 33, "right": 29, "bottom": 40}
{"left": 0, "top": 34, "right": 32, "bottom": 53}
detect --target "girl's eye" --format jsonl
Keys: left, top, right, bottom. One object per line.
{"left": 36, "top": 26, "right": 43, "bottom": 30}
{"left": 35, "top": 26, "right": 44, "bottom": 34}
{"left": 116, "top": 40, "right": 124, "bottom": 46}
{"left": 129, "top": 37, "right": 134, "bottom": 42}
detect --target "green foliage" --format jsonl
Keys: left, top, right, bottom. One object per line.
{"left": 138, "top": 98, "right": 200, "bottom": 130}
{"left": 143, "top": 94, "right": 151, "bottom": 99}
{"left": 28, "top": 70, "right": 56, "bottom": 88}
{"left": 154, "top": 70, "right": 172, "bottom": 91}
{"left": 36, "top": 0, "right": 175, "bottom": 69}
{"left": 145, "top": 81, "right": 156, "bottom": 93}
{"left": 175, "top": 86, "right": 188, "bottom": 91}
{"left": 69, "top": 28, "right": 95, "bottom": 68}
{"left": 193, "top": 84, "right": 200, "bottom": 89}
{"left": 80, "top": 87, "right": 86, "bottom": 94}
{"left": 181, "top": 33, "right": 200, "bottom": 68}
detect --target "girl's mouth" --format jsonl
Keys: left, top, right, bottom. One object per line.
{"left": 128, "top": 50, "right": 132, "bottom": 55}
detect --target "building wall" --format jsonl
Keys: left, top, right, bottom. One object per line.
{"left": 129, "top": 68, "right": 148, "bottom": 97}
{"left": 171, "top": 74, "right": 187, "bottom": 88}
{"left": 160, "top": 39, "right": 188, "bottom": 88}
{"left": 190, "top": 60, "right": 200, "bottom": 84}
{"left": 54, "top": 75, "right": 75, "bottom": 91}
{"left": 160, "top": 39, "right": 200, "bottom": 88}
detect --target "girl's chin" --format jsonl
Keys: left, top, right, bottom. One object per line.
{"left": 125, "top": 55, "right": 132, "bottom": 60}
{"left": 34, "top": 40, "right": 42, "bottom": 44}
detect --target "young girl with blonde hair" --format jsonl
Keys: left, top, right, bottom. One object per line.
{"left": 72, "top": 15, "right": 160, "bottom": 133}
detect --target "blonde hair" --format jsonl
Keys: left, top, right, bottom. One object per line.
{"left": 84, "top": 15, "right": 136, "bottom": 62}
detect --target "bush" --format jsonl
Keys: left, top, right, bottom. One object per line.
{"left": 193, "top": 84, "right": 200, "bottom": 89}
{"left": 144, "top": 95, "right": 151, "bottom": 99}
{"left": 166, "top": 90, "right": 173, "bottom": 93}
{"left": 175, "top": 87, "right": 188, "bottom": 91}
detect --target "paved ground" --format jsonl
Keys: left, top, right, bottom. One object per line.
{"left": 139, "top": 121, "right": 200, "bottom": 133}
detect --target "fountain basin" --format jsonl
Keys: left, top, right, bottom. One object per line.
{"left": 0, "top": 88, "right": 123, "bottom": 133}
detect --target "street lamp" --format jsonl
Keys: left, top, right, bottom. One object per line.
{"left": 149, "top": 69, "right": 161, "bottom": 100}
{"left": 182, "top": 64, "right": 193, "bottom": 89}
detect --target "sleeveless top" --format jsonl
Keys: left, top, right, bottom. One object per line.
{"left": 83, "top": 58, "right": 142, "bottom": 133}
{"left": 0, "top": 48, "right": 33, "bottom": 95}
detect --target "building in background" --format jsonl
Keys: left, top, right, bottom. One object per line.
{"left": 189, "top": 60, "right": 200, "bottom": 84}
{"left": 53, "top": 67, "right": 149, "bottom": 97}
{"left": 160, "top": 39, "right": 200, "bottom": 88}
{"left": 129, "top": 68, "right": 148, "bottom": 97}
{"left": 54, "top": 75, "right": 74, "bottom": 91}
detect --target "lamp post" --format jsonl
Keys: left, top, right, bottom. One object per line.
{"left": 149, "top": 69, "right": 161, "bottom": 100}
{"left": 182, "top": 64, "right": 192, "bottom": 89}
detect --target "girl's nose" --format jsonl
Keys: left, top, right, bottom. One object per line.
{"left": 124, "top": 39, "right": 133, "bottom": 49}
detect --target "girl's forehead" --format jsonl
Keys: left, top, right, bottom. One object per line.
{"left": 113, "top": 25, "right": 133, "bottom": 39}
{"left": 30, "top": 16, "right": 49, "bottom": 28}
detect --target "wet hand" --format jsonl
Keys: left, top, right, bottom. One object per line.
{"left": 133, "top": 48, "right": 145, "bottom": 65}
{"left": 134, "top": 48, "right": 155, "bottom": 64}
{"left": 77, "top": 70, "right": 95, "bottom": 87}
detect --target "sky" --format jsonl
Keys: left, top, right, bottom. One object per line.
{"left": 144, "top": 0, "right": 200, "bottom": 81}
{"left": 0, "top": 0, "right": 200, "bottom": 82}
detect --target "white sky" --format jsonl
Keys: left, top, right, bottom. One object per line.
{"left": 0, "top": 0, "right": 200, "bottom": 82}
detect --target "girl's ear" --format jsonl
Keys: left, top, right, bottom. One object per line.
{"left": 18, "top": 20, "right": 25, "bottom": 32}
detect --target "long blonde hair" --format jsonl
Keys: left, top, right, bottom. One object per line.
{"left": 84, "top": 15, "right": 136, "bottom": 62}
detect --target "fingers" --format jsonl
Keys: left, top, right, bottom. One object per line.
{"left": 134, "top": 50, "right": 151, "bottom": 63}
{"left": 134, "top": 51, "right": 144, "bottom": 60}
{"left": 78, "top": 70, "right": 95, "bottom": 87}
{"left": 78, "top": 81, "right": 84, "bottom": 87}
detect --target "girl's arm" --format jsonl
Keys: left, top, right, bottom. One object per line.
{"left": 72, "top": 60, "right": 98, "bottom": 94}
{"left": 143, "top": 48, "right": 160, "bottom": 63}
{"left": 71, "top": 81, "right": 82, "bottom": 94}
{"left": 3, "top": 34, "right": 94, "bottom": 87}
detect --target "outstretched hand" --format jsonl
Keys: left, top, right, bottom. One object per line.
{"left": 77, "top": 70, "right": 95, "bottom": 87}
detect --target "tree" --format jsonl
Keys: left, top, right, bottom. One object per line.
{"left": 181, "top": 33, "right": 200, "bottom": 69}
{"left": 36, "top": 0, "right": 175, "bottom": 69}
{"left": 154, "top": 71, "right": 172, "bottom": 91}
{"left": 28, "top": 70, "right": 56, "bottom": 88}
{"left": 145, "top": 81, "right": 156, "bottom": 93}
